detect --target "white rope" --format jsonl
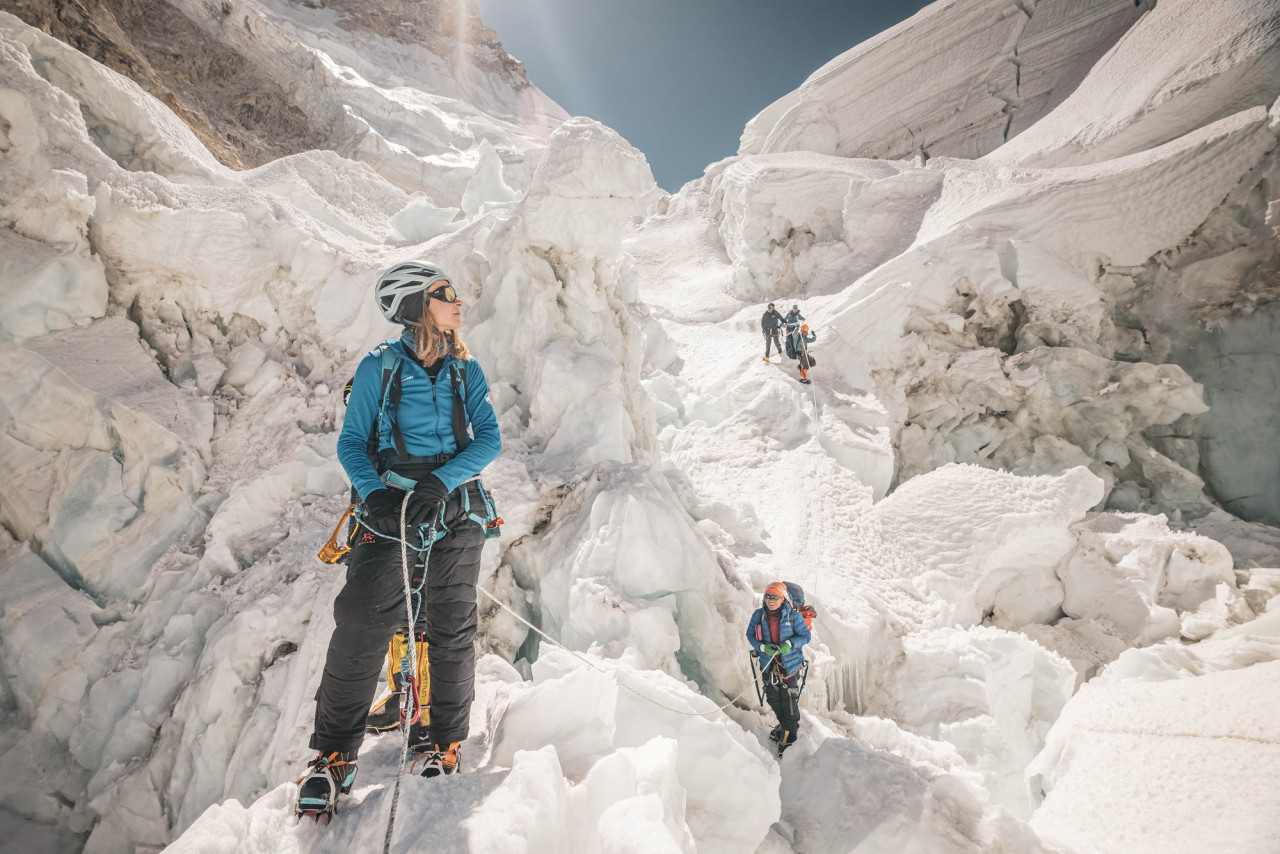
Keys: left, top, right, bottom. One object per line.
{"left": 383, "top": 490, "right": 425, "bottom": 854}
{"left": 476, "top": 585, "right": 774, "bottom": 718}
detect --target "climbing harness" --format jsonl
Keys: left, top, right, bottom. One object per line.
{"left": 749, "top": 654, "right": 810, "bottom": 706}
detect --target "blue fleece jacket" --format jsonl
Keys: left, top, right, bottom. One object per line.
{"left": 746, "top": 601, "right": 811, "bottom": 676}
{"left": 337, "top": 333, "right": 502, "bottom": 500}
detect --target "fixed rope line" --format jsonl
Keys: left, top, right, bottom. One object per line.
{"left": 377, "top": 495, "right": 775, "bottom": 851}
{"left": 475, "top": 585, "right": 775, "bottom": 718}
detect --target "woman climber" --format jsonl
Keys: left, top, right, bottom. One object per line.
{"left": 297, "top": 260, "right": 501, "bottom": 819}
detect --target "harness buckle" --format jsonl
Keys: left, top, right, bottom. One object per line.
{"left": 382, "top": 471, "right": 418, "bottom": 490}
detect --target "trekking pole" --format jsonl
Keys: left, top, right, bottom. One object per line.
{"left": 748, "top": 653, "right": 766, "bottom": 705}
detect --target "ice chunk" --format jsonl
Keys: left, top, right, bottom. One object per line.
{"left": 1060, "top": 512, "right": 1239, "bottom": 646}
{"left": 488, "top": 647, "right": 778, "bottom": 853}
{"left": 458, "top": 746, "right": 570, "bottom": 854}
{"left": 461, "top": 138, "right": 521, "bottom": 216}
{"left": 894, "top": 626, "right": 1076, "bottom": 818}
{"left": 387, "top": 195, "right": 461, "bottom": 243}
{"left": 0, "top": 547, "right": 100, "bottom": 716}
{"left": 0, "top": 229, "right": 107, "bottom": 339}
{"left": 0, "top": 320, "right": 208, "bottom": 600}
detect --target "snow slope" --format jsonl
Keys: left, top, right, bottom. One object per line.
{"left": 1, "top": 1, "right": 1279, "bottom": 853}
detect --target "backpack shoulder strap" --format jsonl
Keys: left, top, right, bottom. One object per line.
{"left": 369, "top": 342, "right": 408, "bottom": 462}
{"left": 449, "top": 361, "right": 471, "bottom": 452}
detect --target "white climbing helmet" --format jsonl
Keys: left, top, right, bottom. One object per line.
{"left": 374, "top": 260, "right": 452, "bottom": 326}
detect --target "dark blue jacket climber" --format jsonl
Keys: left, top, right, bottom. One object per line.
{"left": 746, "top": 600, "right": 811, "bottom": 676}
{"left": 337, "top": 331, "right": 502, "bottom": 501}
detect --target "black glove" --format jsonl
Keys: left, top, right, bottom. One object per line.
{"left": 405, "top": 474, "right": 450, "bottom": 527}
{"left": 362, "top": 488, "right": 407, "bottom": 536}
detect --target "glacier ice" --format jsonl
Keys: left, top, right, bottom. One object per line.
{"left": 1, "top": 1, "right": 1279, "bottom": 853}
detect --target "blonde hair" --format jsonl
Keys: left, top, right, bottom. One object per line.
{"left": 412, "top": 297, "right": 470, "bottom": 366}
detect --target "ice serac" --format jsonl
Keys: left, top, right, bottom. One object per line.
{"left": 990, "top": 0, "right": 1280, "bottom": 168}
{"left": 812, "top": 103, "right": 1276, "bottom": 517}
{"left": 464, "top": 116, "right": 661, "bottom": 476}
{"left": 741, "top": 0, "right": 1151, "bottom": 162}
{"left": 497, "top": 464, "right": 751, "bottom": 700}
{"left": 710, "top": 153, "right": 943, "bottom": 300}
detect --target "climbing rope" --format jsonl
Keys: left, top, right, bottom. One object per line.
{"left": 475, "top": 585, "right": 777, "bottom": 718}
{"left": 380, "top": 496, "right": 778, "bottom": 853}
{"left": 382, "top": 489, "right": 437, "bottom": 854}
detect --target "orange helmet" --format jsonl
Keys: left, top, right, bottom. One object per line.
{"left": 801, "top": 324, "right": 809, "bottom": 333}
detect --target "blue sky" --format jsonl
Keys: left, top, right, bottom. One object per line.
{"left": 474, "top": 0, "right": 931, "bottom": 192}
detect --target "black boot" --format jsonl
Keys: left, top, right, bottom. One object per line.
{"left": 296, "top": 750, "right": 358, "bottom": 821}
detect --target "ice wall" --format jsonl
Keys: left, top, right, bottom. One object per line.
{"left": 989, "top": 0, "right": 1280, "bottom": 168}
{"left": 741, "top": 0, "right": 1152, "bottom": 162}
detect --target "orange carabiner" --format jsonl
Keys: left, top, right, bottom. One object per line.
{"left": 317, "top": 503, "right": 359, "bottom": 564}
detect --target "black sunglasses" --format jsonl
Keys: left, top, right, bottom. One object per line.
{"left": 426, "top": 283, "right": 458, "bottom": 303}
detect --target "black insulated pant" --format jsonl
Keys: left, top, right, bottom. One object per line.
{"left": 765, "top": 668, "right": 801, "bottom": 739}
{"left": 764, "top": 330, "right": 782, "bottom": 358}
{"left": 310, "top": 482, "right": 485, "bottom": 755}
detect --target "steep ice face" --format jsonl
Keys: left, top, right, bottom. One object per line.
{"left": 708, "top": 153, "right": 944, "bottom": 300}
{"left": 740, "top": 0, "right": 1152, "bottom": 162}
{"left": 989, "top": 0, "right": 1280, "bottom": 168}
{"left": 0, "top": 318, "right": 210, "bottom": 601}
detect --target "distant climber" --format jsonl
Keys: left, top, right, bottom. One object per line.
{"left": 761, "top": 302, "right": 784, "bottom": 362}
{"left": 746, "top": 582, "right": 812, "bottom": 754}
{"left": 782, "top": 304, "right": 805, "bottom": 333}
{"left": 784, "top": 319, "right": 817, "bottom": 385}
{"left": 297, "top": 260, "right": 502, "bottom": 821}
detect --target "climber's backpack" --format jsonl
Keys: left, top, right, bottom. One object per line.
{"left": 783, "top": 581, "right": 817, "bottom": 631}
